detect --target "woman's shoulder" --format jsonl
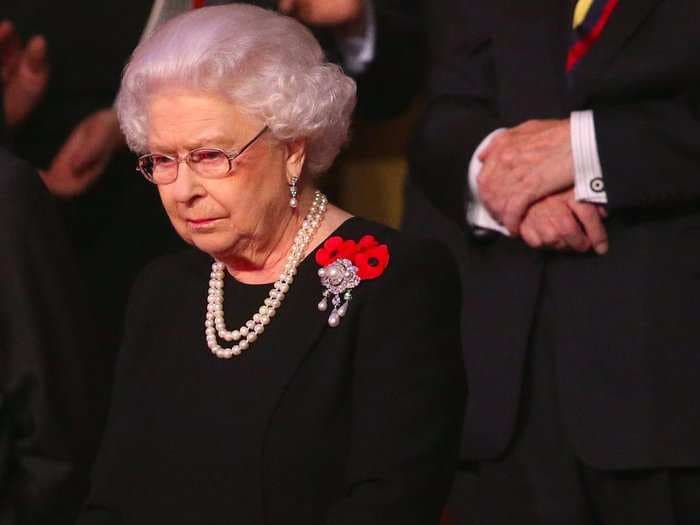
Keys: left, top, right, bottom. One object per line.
{"left": 334, "top": 216, "right": 459, "bottom": 279}
{"left": 324, "top": 216, "right": 462, "bottom": 314}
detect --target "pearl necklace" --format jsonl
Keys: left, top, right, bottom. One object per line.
{"left": 205, "top": 191, "right": 328, "bottom": 359}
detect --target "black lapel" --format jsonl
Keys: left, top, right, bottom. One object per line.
{"left": 568, "top": 0, "right": 665, "bottom": 107}
{"left": 494, "top": 0, "right": 571, "bottom": 123}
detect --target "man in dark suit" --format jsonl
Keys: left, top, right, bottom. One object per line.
{"left": 405, "top": 0, "right": 700, "bottom": 523}
{"left": 1, "top": 34, "right": 106, "bottom": 525}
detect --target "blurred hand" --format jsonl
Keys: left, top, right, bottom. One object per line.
{"left": 41, "top": 108, "right": 124, "bottom": 198}
{"left": 519, "top": 189, "right": 609, "bottom": 254}
{"left": 0, "top": 19, "right": 49, "bottom": 128}
{"left": 478, "top": 119, "right": 575, "bottom": 235}
{"left": 278, "top": 0, "right": 365, "bottom": 29}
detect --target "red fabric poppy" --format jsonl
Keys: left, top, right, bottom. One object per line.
{"left": 357, "top": 234, "right": 379, "bottom": 250}
{"left": 315, "top": 236, "right": 359, "bottom": 267}
{"left": 352, "top": 244, "right": 390, "bottom": 280}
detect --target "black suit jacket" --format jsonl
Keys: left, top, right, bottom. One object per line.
{"left": 405, "top": 0, "right": 700, "bottom": 470}
{"left": 0, "top": 148, "right": 106, "bottom": 524}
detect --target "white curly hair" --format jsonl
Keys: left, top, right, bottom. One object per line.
{"left": 116, "top": 4, "right": 357, "bottom": 176}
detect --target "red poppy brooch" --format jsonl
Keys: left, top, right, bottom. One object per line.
{"left": 315, "top": 235, "right": 390, "bottom": 327}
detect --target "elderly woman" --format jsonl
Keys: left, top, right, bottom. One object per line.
{"left": 79, "top": 5, "right": 464, "bottom": 525}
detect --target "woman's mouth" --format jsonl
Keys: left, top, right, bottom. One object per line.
{"left": 186, "top": 217, "right": 222, "bottom": 230}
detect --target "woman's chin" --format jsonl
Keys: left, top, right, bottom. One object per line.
{"left": 190, "top": 234, "right": 233, "bottom": 260}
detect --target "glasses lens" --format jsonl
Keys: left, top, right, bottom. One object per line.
{"left": 139, "top": 154, "right": 177, "bottom": 183}
{"left": 188, "top": 149, "right": 231, "bottom": 178}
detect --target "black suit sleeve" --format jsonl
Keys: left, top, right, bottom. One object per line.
{"left": 595, "top": 91, "right": 700, "bottom": 211}
{"left": 352, "top": 0, "right": 424, "bottom": 120}
{"left": 0, "top": 150, "right": 105, "bottom": 524}
{"left": 408, "top": 0, "right": 502, "bottom": 227}
{"left": 325, "top": 240, "right": 466, "bottom": 525}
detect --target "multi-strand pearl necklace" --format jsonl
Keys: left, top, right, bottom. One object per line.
{"left": 205, "top": 191, "right": 328, "bottom": 359}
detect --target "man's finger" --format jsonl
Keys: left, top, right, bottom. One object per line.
{"left": 0, "top": 20, "right": 13, "bottom": 42}
{"left": 502, "top": 191, "right": 533, "bottom": 235}
{"left": 278, "top": 0, "right": 296, "bottom": 14}
{"left": 0, "top": 20, "right": 21, "bottom": 78}
{"left": 520, "top": 221, "right": 542, "bottom": 249}
{"left": 570, "top": 200, "right": 609, "bottom": 254}
{"left": 555, "top": 211, "right": 590, "bottom": 252}
{"left": 23, "top": 35, "right": 48, "bottom": 75}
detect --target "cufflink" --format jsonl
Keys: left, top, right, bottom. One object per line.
{"left": 590, "top": 177, "right": 605, "bottom": 193}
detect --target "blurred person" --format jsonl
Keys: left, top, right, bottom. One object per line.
{"left": 0, "top": 28, "right": 105, "bottom": 525}
{"left": 405, "top": 0, "right": 700, "bottom": 523}
{"left": 78, "top": 6, "right": 464, "bottom": 525}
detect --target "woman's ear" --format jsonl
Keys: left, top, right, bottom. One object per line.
{"left": 285, "top": 138, "right": 307, "bottom": 183}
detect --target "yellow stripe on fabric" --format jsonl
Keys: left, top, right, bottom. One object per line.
{"left": 573, "top": 0, "right": 595, "bottom": 28}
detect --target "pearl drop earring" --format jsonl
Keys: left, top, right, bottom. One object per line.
{"left": 289, "top": 176, "right": 299, "bottom": 209}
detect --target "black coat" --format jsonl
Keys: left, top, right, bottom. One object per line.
{"left": 79, "top": 218, "right": 466, "bottom": 525}
{"left": 0, "top": 148, "right": 106, "bottom": 524}
{"left": 405, "top": 0, "right": 700, "bottom": 470}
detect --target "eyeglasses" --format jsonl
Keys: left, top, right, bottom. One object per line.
{"left": 137, "top": 126, "right": 268, "bottom": 184}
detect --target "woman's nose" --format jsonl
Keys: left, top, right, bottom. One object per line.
{"left": 169, "top": 161, "right": 204, "bottom": 202}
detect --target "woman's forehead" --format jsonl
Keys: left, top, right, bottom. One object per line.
{"left": 147, "top": 93, "right": 260, "bottom": 150}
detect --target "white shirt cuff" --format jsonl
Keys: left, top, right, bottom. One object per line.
{"left": 466, "top": 129, "right": 510, "bottom": 236}
{"left": 335, "top": 0, "right": 376, "bottom": 76}
{"left": 571, "top": 110, "right": 608, "bottom": 204}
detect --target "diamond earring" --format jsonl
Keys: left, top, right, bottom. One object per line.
{"left": 289, "top": 176, "right": 299, "bottom": 209}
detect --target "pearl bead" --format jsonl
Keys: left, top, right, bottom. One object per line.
{"left": 204, "top": 191, "right": 328, "bottom": 359}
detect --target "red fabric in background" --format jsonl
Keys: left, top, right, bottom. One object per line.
{"left": 192, "top": 0, "right": 206, "bottom": 8}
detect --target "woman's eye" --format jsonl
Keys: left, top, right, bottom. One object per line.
{"left": 152, "top": 155, "right": 175, "bottom": 167}
{"left": 190, "top": 150, "right": 226, "bottom": 163}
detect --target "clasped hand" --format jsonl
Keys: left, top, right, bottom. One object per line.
{"left": 0, "top": 20, "right": 48, "bottom": 129}
{"left": 477, "top": 119, "right": 608, "bottom": 254}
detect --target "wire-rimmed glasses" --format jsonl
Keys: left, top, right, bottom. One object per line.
{"left": 137, "top": 126, "right": 268, "bottom": 184}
